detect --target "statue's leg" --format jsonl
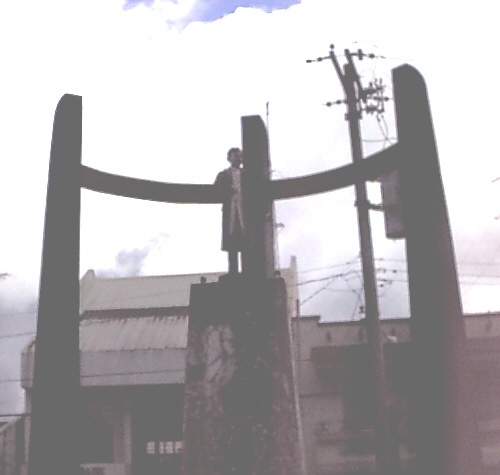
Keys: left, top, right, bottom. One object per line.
{"left": 229, "top": 250, "right": 239, "bottom": 274}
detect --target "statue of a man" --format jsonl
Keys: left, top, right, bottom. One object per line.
{"left": 215, "top": 147, "right": 246, "bottom": 274}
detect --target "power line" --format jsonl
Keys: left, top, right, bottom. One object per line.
{"left": 298, "top": 269, "right": 360, "bottom": 286}
{"left": 0, "top": 311, "right": 37, "bottom": 320}
{"left": 298, "top": 263, "right": 500, "bottom": 314}
{"left": 362, "top": 138, "right": 397, "bottom": 143}
{"left": 0, "top": 366, "right": 185, "bottom": 385}
{"left": 300, "top": 277, "right": 338, "bottom": 306}
{"left": 376, "top": 257, "right": 500, "bottom": 267}
{"left": 296, "top": 257, "right": 359, "bottom": 274}
{"left": 377, "top": 276, "right": 500, "bottom": 287}
{"left": 0, "top": 331, "right": 36, "bottom": 340}
{"left": 349, "top": 288, "right": 364, "bottom": 321}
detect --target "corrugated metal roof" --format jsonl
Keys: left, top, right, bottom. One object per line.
{"left": 80, "top": 270, "right": 223, "bottom": 312}
{"left": 24, "top": 262, "right": 299, "bottom": 357}
{"left": 80, "top": 315, "right": 188, "bottom": 351}
{"left": 79, "top": 265, "right": 297, "bottom": 314}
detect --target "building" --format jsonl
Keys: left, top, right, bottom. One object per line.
{"left": 1, "top": 257, "right": 500, "bottom": 475}
{"left": 292, "top": 316, "right": 412, "bottom": 474}
{"left": 0, "top": 418, "right": 24, "bottom": 475}
{"left": 19, "top": 259, "right": 299, "bottom": 475}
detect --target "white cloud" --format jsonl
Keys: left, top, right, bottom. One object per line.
{"left": 0, "top": 0, "right": 499, "bottom": 410}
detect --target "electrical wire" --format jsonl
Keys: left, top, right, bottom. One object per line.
{"left": 362, "top": 138, "right": 397, "bottom": 143}
{"left": 300, "top": 277, "right": 338, "bottom": 306}
{"left": 297, "top": 257, "right": 359, "bottom": 275}
{"left": 297, "top": 257, "right": 500, "bottom": 313}
{"left": 349, "top": 288, "right": 364, "bottom": 321}
{"left": 298, "top": 269, "right": 360, "bottom": 287}
{"left": 0, "top": 311, "right": 37, "bottom": 320}
{"left": 0, "top": 366, "right": 184, "bottom": 385}
{"left": 0, "top": 331, "right": 36, "bottom": 340}
{"left": 376, "top": 257, "right": 500, "bottom": 267}
{"left": 375, "top": 114, "right": 394, "bottom": 147}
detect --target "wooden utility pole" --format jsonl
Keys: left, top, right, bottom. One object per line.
{"left": 325, "top": 46, "right": 399, "bottom": 474}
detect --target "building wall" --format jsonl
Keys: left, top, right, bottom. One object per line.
{"left": 291, "top": 316, "right": 411, "bottom": 474}
{"left": 9, "top": 311, "right": 500, "bottom": 475}
{"left": 0, "top": 418, "right": 23, "bottom": 475}
{"left": 20, "top": 386, "right": 184, "bottom": 475}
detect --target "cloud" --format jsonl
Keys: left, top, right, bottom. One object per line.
{"left": 178, "top": 0, "right": 301, "bottom": 22}
{"left": 124, "top": 0, "right": 154, "bottom": 10}
{"left": 1, "top": 0, "right": 500, "bottom": 414}
{"left": 0, "top": 285, "right": 38, "bottom": 417}
{"left": 115, "top": 247, "right": 150, "bottom": 276}
{"left": 96, "top": 233, "right": 170, "bottom": 277}
{"left": 121, "top": 0, "right": 300, "bottom": 29}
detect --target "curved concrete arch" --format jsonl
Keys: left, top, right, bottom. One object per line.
{"left": 82, "top": 165, "right": 221, "bottom": 204}
{"left": 81, "top": 143, "right": 399, "bottom": 204}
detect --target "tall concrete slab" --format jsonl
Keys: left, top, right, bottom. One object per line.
{"left": 393, "top": 65, "right": 482, "bottom": 475}
{"left": 241, "top": 116, "right": 275, "bottom": 281}
{"left": 182, "top": 277, "right": 305, "bottom": 475}
{"left": 27, "top": 95, "right": 82, "bottom": 475}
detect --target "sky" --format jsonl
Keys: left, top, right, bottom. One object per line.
{"left": 0, "top": 0, "right": 499, "bottom": 414}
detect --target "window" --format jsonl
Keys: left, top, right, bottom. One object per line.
{"left": 145, "top": 440, "right": 183, "bottom": 456}
{"left": 146, "top": 442, "right": 155, "bottom": 455}
{"left": 80, "top": 406, "right": 114, "bottom": 463}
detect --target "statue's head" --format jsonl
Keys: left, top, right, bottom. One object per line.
{"left": 227, "top": 147, "right": 243, "bottom": 167}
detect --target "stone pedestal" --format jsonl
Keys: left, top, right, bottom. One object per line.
{"left": 182, "top": 276, "right": 305, "bottom": 475}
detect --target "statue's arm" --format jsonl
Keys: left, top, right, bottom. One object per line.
{"left": 214, "top": 169, "right": 230, "bottom": 191}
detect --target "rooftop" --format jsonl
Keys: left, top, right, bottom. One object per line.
{"left": 80, "top": 314, "right": 188, "bottom": 351}
{"left": 79, "top": 256, "right": 299, "bottom": 316}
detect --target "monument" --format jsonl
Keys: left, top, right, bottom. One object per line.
{"left": 27, "top": 65, "right": 481, "bottom": 475}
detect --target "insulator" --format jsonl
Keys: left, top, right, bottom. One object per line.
{"left": 326, "top": 102, "right": 332, "bottom": 107}
{"left": 317, "top": 57, "right": 323, "bottom": 62}
{"left": 368, "top": 53, "right": 375, "bottom": 59}
{"left": 357, "top": 49, "right": 363, "bottom": 60}
{"left": 336, "top": 100, "right": 343, "bottom": 105}
{"left": 306, "top": 59, "right": 313, "bottom": 63}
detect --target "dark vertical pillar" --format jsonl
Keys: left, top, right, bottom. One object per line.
{"left": 182, "top": 114, "right": 303, "bottom": 474}
{"left": 241, "top": 115, "right": 275, "bottom": 281}
{"left": 28, "top": 94, "right": 82, "bottom": 475}
{"left": 393, "top": 65, "right": 481, "bottom": 474}
{"left": 182, "top": 278, "right": 305, "bottom": 475}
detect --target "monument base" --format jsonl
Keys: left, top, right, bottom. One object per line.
{"left": 182, "top": 276, "right": 305, "bottom": 475}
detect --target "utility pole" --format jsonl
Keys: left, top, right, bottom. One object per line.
{"left": 308, "top": 45, "right": 399, "bottom": 474}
